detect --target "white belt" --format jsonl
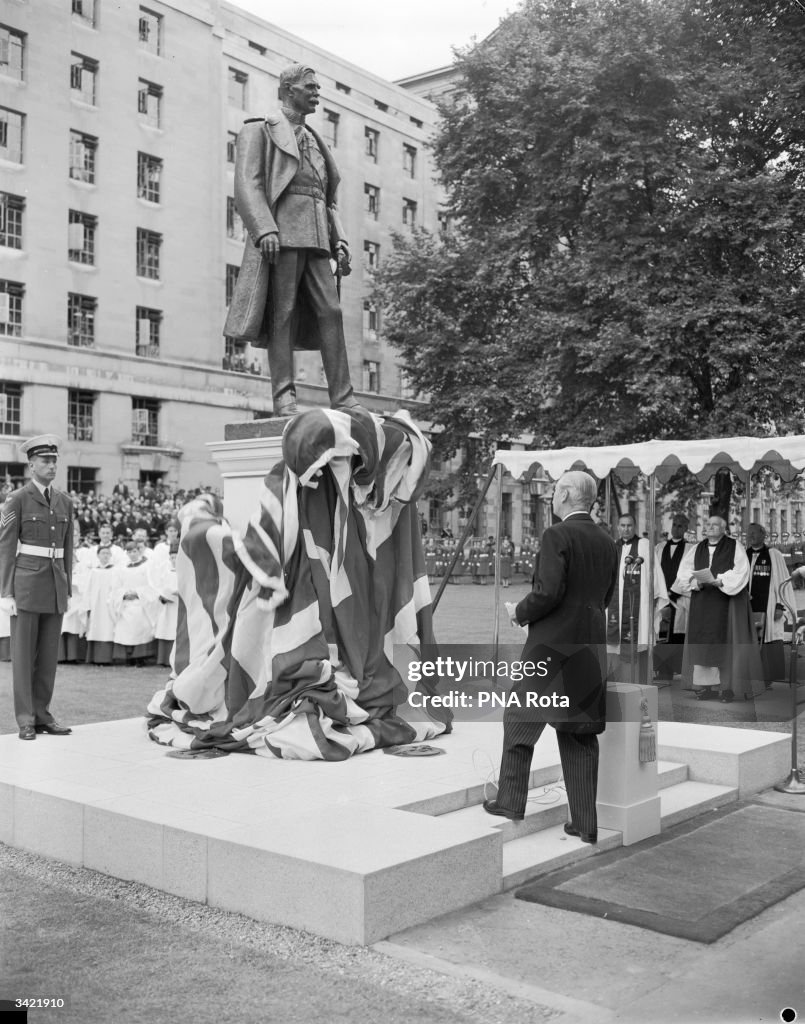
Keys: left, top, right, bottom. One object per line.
{"left": 19, "top": 544, "right": 65, "bottom": 558}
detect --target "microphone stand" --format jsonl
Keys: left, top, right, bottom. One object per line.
{"left": 625, "top": 559, "right": 637, "bottom": 688}
{"left": 774, "top": 576, "right": 805, "bottom": 794}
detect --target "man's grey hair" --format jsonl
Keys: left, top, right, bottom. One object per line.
{"left": 279, "top": 64, "right": 316, "bottom": 93}
{"left": 556, "top": 471, "right": 597, "bottom": 510}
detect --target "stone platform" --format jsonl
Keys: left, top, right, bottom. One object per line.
{"left": 0, "top": 719, "right": 790, "bottom": 944}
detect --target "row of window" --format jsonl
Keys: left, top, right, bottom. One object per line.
{"left": 0, "top": 380, "right": 161, "bottom": 447}
{"left": 0, "top": 280, "right": 162, "bottom": 350}
{"left": 72, "top": 3, "right": 162, "bottom": 52}
{"left": 225, "top": 62, "right": 424, "bottom": 130}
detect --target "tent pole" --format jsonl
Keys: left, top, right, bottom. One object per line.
{"left": 432, "top": 465, "right": 497, "bottom": 613}
{"left": 648, "top": 472, "right": 659, "bottom": 688}
{"left": 492, "top": 463, "right": 503, "bottom": 670}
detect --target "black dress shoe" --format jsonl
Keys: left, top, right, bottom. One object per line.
{"left": 719, "top": 689, "right": 734, "bottom": 704}
{"left": 564, "top": 822, "right": 597, "bottom": 844}
{"left": 18, "top": 725, "right": 36, "bottom": 741}
{"left": 482, "top": 799, "right": 524, "bottom": 822}
{"left": 694, "top": 688, "right": 718, "bottom": 700}
{"left": 34, "top": 722, "right": 72, "bottom": 735}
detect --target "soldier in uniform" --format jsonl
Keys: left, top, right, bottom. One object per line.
{"left": 0, "top": 435, "right": 74, "bottom": 740}
{"left": 224, "top": 63, "right": 357, "bottom": 417}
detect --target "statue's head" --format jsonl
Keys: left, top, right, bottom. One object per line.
{"left": 279, "top": 64, "right": 320, "bottom": 116}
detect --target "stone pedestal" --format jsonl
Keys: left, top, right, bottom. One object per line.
{"left": 597, "top": 682, "right": 661, "bottom": 845}
{"left": 207, "top": 418, "right": 289, "bottom": 533}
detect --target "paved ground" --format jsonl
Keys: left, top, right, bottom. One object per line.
{"left": 1, "top": 581, "right": 804, "bottom": 1024}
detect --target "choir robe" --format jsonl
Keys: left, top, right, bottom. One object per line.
{"left": 111, "top": 559, "right": 159, "bottom": 659}
{"left": 59, "top": 548, "right": 91, "bottom": 662}
{"left": 85, "top": 564, "right": 124, "bottom": 664}
{"left": 675, "top": 536, "right": 764, "bottom": 698}
{"left": 607, "top": 536, "right": 668, "bottom": 655}
{"left": 148, "top": 556, "right": 178, "bottom": 667}
{"left": 748, "top": 544, "right": 789, "bottom": 684}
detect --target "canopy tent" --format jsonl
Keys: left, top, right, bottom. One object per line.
{"left": 491, "top": 436, "right": 805, "bottom": 485}
{"left": 431, "top": 436, "right": 805, "bottom": 681}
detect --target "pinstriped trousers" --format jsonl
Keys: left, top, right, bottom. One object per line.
{"left": 496, "top": 715, "right": 600, "bottom": 835}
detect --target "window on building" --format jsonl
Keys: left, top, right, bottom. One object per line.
{"left": 364, "top": 127, "right": 379, "bottom": 162}
{"left": 403, "top": 144, "right": 417, "bottom": 178}
{"left": 322, "top": 110, "right": 339, "bottom": 149}
{"left": 402, "top": 198, "right": 417, "bottom": 230}
{"left": 0, "top": 460, "right": 24, "bottom": 487}
{"left": 438, "top": 210, "right": 455, "bottom": 237}
{"left": 363, "top": 240, "right": 379, "bottom": 271}
{"left": 138, "top": 79, "right": 162, "bottom": 127}
{"left": 72, "top": 0, "right": 96, "bottom": 27}
{"left": 410, "top": 116, "right": 423, "bottom": 129}
{"left": 0, "top": 107, "right": 24, "bottom": 164}
{"left": 67, "top": 466, "right": 98, "bottom": 493}
{"left": 138, "top": 7, "right": 162, "bottom": 55}
{"left": 335, "top": 81, "right": 350, "bottom": 94}
{"left": 135, "top": 306, "right": 161, "bottom": 357}
{"left": 137, "top": 152, "right": 162, "bottom": 203}
{"left": 0, "top": 25, "right": 25, "bottom": 81}
{"left": 0, "top": 280, "right": 23, "bottom": 336}
{"left": 68, "top": 210, "right": 97, "bottom": 265}
{"left": 227, "top": 68, "right": 248, "bottom": 110}
{"left": 363, "top": 360, "right": 380, "bottom": 393}
{"left": 364, "top": 183, "right": 379, "bottom": 219}
{"left": 136, "top": 228, "right": 161, "bottom": 279}
{"left": 363, "top": 300, "right": 378, "bottom": 338}
{"left": 132, "top": 398, "right": 159, "bottom": 446}
{"left": 223, "top": 337, "right": 250, "bottom": 372}
{"left": 226, "top": 197, "right": 245, "bottom": 241}
{"left": 67, "top": 293, "right": 96, "bottom": 347}
{"left": 67, "top": 389, "right": 95, "bottom": 442}
{"left": 0, "top": 192, "right": 24, "bottom": 249}
{"left": 225, "top": 264, "right": 239, "bottom": 306}
{"left": 374, "top": 100, "right": 388, "bottom": 113}
{"left": 248, "top": 40, "right": 266, "bottom": 56}
{"left": 0, "top": 382, "right": 21, "bottom": 435}
{"left": 399, "top": 368, "right": 416, "bottom": 401}
{"left": 70, "top": 54, "right": 98, "bottom": 105}
{"left": 226, "top": 131, "right": 237, "bottom": 164}
{"left": 69, "top": 130, "right": 97, "bottom": 183}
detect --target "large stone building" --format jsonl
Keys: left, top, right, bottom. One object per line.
{"left": 0, "top": 0, "right": 442, "bottom": 493}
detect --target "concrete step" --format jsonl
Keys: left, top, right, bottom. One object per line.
{"left": 502, "top": 824, "right": 621, "bottom": 890}
{"left": 657, "top": 759, "right": 688, "bottom": 790}
{"left": 440, "top": 785, "right": 570, "bottom": 841}
{"left": 659, "top": 779, "right": 739, "bottom": 829}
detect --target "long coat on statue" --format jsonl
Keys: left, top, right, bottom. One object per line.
{"left": 223, "top": 112, "right": 346, "bottom": 351}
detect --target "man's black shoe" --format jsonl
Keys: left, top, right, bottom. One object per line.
{"left": 564, "top": 822, "right": 597, "bottom": 844}
{"left": 34, "top": 722, "right": 72, "bottom": 735}
{"left": 694, "top": 688, "right": 718, "bottom": 700}
{"left": 18, "top": 725, "right": 36, "bottom": 741}
{"left": 719, "top": 689, "right": 734, "bottom": 704}
{"left": 482, "top": 799, "right": 524, "bottom": 822}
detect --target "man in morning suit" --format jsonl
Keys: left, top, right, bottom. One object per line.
{"left": 484, "top": 471, "right": 618, "bottom": 843}
{"left": 0, "top": 435, "right": 74, "bottom": 740}
{"left": 224, "top": 63, "right": 357, "bottom": 417}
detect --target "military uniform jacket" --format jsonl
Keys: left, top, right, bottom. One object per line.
{"left": 0, "top": 482, "right": 74, "bottom": 613}
{"left": 223, "top": 112, "right": 346, "bottom": 348}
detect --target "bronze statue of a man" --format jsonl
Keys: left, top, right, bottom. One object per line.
{"left": 224, "top": 64, "right": 357, "bottom": 416}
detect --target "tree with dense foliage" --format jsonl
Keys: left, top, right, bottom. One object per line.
{"left": 377, "top": 0, "right": 805, "bottom": 459}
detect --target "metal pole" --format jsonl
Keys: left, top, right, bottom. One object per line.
{"left": 492, "top": 463, "right": 503, "bottom": 669}
{"left": 432, "top": 465, "right": 498, "bottom": 613}
{"left": 774, "top": 577, "right": 805, "bottom": 794}
{"left": 648, "top": 472, "right": 657, "bottom": 687}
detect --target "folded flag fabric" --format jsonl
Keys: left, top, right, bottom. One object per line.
{"left": 147, "top": 407, "right": 452, "bottom": 760}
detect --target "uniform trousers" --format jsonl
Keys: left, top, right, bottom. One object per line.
{"left": 496, "top": 717, "right": 600, "bottom": 835}
{"left": 10, "top": 609, "right": 63, "bottom": 727}
{"left": 268, "top": 249, "right": 354, "bottom": 408}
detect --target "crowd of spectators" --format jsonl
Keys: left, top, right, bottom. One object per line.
{"left": 1, "top": 477, "right": 220, "bottom": 548}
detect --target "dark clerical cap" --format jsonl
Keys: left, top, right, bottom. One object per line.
{"left": 19, "top": 434, "right": 61, "bottom": 458}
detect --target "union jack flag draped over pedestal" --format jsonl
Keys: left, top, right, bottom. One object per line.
{"left": 146, "top": 407, "right": 451, "bottom": 759}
